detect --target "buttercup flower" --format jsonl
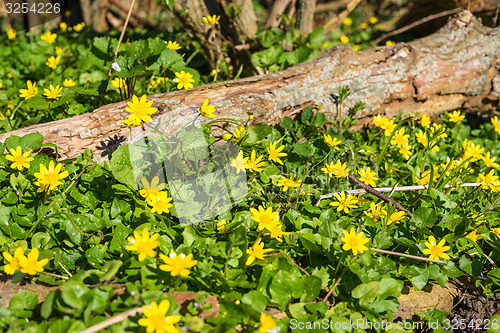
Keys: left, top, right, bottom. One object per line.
{"left": 385, "top": 41, "right": 396, "bottom": 46}
{"left": 173, "top": 71, "right": 195, "bottom": 90}
{"left": 6, "top": 28, "right": 16, "bottom": 39}
{"left": 477, "top": 169, "right": 500, "bottom": 191}
{"left": 391, "top": 128, "right": 409, "bottom": 148}
{"left": 250, "top": 205, "right": 280, "bottom": 232}
{"left": 399, "top": 144, "right": 412, "bottom": 160}
{"left": 381, "top": 120, "right": 396, "bottom": 136}
{"left": 246, "top": 237, "right": 273, "bottom": 265}
{"left": 465, "top": 229, "right": 480, "bottom": 242}
{"left": 125, "top": 228, "right": 160, "bottom": 261}
{"left": 2, "top": 247, "right": 25, "bottom": 275}
{"left": 491, "top": 228, "right": 500, "bottom": 238}
{"left": 340, "top": 35, "right": 349, "bottom": 44}
{"left": 73, "top": 22, "right": 85, "bottom": 32}
{"left": 19, "top": 80, "right": 38, "bottom": 99}
{"left": 323, "top": 160, "right": 350, "bottom": 178}
{"left": 330, "top": 191, "right": 359, "bottom": 214}
{"left": 387, "top": 210, "right": 405, "bottom": 225}
{"left": 111, "top": 78, "right": 127, "bottom": 90}
{"left": 138, "top": 300, "right": 181, "bottom": 333}
{"left": 267, "top": 141, "right": 287, "bottom": 165}
{"left": 276, "top": 175, "right": 300, "bottom": 192}
{"left": 217, "top": 219, "right": 228, "bottom": 232}
{"left": 341, "top": 227, "right": 370, "bottom": 256}
{"left": 159, "top": 250, "right": 198, "bottom": 277}
{"left": 63, "top": 79, "right": 76, "bottom": 87}
{"left": 448, "top": 110, "right": 465, "bottom": 122}
{"left": 232, "top": 126, "right": 245, "bottom": 140}
{"left": 146, "top": 191, "right": 174, "bottom": 214}
{"left": 230, "top": 150, "right": 246, "bottom": 174}
{"left": 369, "top": 17, "right": 378, "bottom": 24}
{"left": 259, "top": 313, "right": 277, "bottom": 333}
{"left": 33, "top": 161, "right": 69, "bottom": 194}
{"left": 324, "top": 134, "right": 342, "bottom": 150}
{"left": 59, "top": 22, "right": 67, "bottom": 32}
{"left": 492, "top": 116, "right": 500, "bottom": 135}
{"left": 166, "top": 40, "right": 181, "bottom": 50}
{"left": 245, "top": 149, "right": 266, "bottom": 173}
{"left": 363, "top": 202, "right": 387, "bottom": 222}
{"left": 359, "top": 167, "right": 378, "bottom": 187}
{"left": 420, "top": 115, "right": 431, "bottom": 128}
{"left": 126, "top": 95, "right": 157, "bottom": 125}
{"left": 482, "top": 152, "right": 499, "bottom": 168}
{"left": 139, "top": 176, "right": 166, "bottom": 200}
{"left": 462, "top": 139, "right": 484, "bottom": 162}
{"left": 200, "top": 98, "right": 216, "bottom": 118}
{"left": 373, "top": 115, "right": 388, "bottom": 127}
{"left": 43, "top": 84, "right": 63, "bottom": 100}
{"left": 18, "top": 248, "right": 49, "bottom": 275}
{"left": 202, "top": 15, "right": 220, "bottom": 26}
{"left": 41, "top": 31, "right": 57, "bottom": 44}
{"left": 422, "top": 235, "right": 450, "bottom": 260}
{"left": 6, "top": 146, "right": 34, "bottom": 171}
{"left": 343, "top": 18, "right": 353, "bottom": 26}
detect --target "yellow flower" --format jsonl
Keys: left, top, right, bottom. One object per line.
{"left": 246, "top": 237, "right": 273, "bottom": 265}
{"left": 172, "top": 71, "right": 195, "bottom": 90}
{"left": 250, "top": 205, "right": 280, "bottom": 233}
{"left": 330, "top": 191, "right": 359, "bottom": 214}
{"left": 259, "top": 313, "right": 277, "bottom": 333}
{"left": 385, "top": 41, "right": 395, "bottom": 46}
{"left": 159, "top": 250, "right": 198, "bottom": 277}
{"left": 6, "top": 28, "right": 16, "bottom": 39}
{"left": 230, "top": 150, "right": 246, "bottom": 174}
{"left": 416, "top": 130, "right": 439, "bottom": 152}
{"left": 353, "top": 44, "right": 362, "bottom": 51}
{"left": 43, "top": 84, "right": 63, "bottom": 100}
{"left": 126, "top": 95, "right": 158, "bottom": 125}
{"left": 399, "top": 144, "right": 412, "bottom": 160}
{"left": 146, "top": 191, "right": 174, "bottom": 214}
{"left": 492, "top": 116, "right": 500, "bottom": 135}
{"left": 33, "top": 161, "right": 69, "bottom": 194}
{"left": 210, "top": 69, "right": 221, "bottom": 76}
{"left": 267, "top": 141, "right": 287, "bottom": 165}
{"left": 341, "top": 227, "right": 370, "bottom": 256}
{"left": 363, "top": 202, "right": 387, "bottom": 222}
{"left": 321, "top": 161, "right": 338, "bottom": 177}
{"left": 387, "top": 210, "right": 405, "bottom": 225}
{"left": 139, "top": 176, "right": 166, "bottom": 200}
{"left": 18, "top": 248, "right": 49, "bottom": 275}
{"left": 217, "top": 219, "right": 228, "bottom": 232}
{"left": 200, "top": 98, "right": 216, "bottom": 118}
{"left": 232, "top": 125, "right": 245, "bottom": 140}
{"left": 381, "top": 120, "right": 396, "bottom": 136}
{"left": 360, "top": 22, "right": 368, "bottom": 29}
{"left": 465, "top": 229, "right": 480, "bottom": 242}
{"left": 60, "top": 79, "right": 75, "bottom": 88}
{"left": 448, "top": 110, "right": 465, "bottom": 122}
{"left": 0, "top": 82, "right": 2, "bottom": 89}
{"left": 462, "top": 139, "right": 484, "bottom": 162}
{"left": 369, "top": 17, "right": 378, "bottom": 24}
{"left": 415, "top": 167, "right": 439, "bottom": 185}
{"left": 138, "top": 300, "right": 182, "bottom": 333}
{"left": 390, "top": 128, "right": 409, "bottom": 147}
{"left": 111, "top": 78, "right": 127, "bottom": 90}
{"left": 2, "top": 247, "right": 25, "bottom": 275}
{"left": 19, "top": 80, "right": 38, "bottom": 99}
{"left": 120, "top": 116, "right": 142, "bottom": 128}
{"left": 73, "top": 22, "right": 85, "bottom": 32}
{"left": 245, "top": 149, "right": 266, "bottom": 173}
{"left": 491, "top": 228, "right": 500, "bottom": 238}
{"left": 331, "top": 160, "right": 350, "bottom": 178}
{"left": 59, "top": 22, "right": 67, "bottom": 32}
{"left": 276, "top": 175, "right": 300, "bottom": 192}
{"left": 340, "top": 35, "right": 349, "bottom": 44}
{"left": 476, "top": 169, "right": 500, "bottom": 191}
{"left": 422, "top": 235, "right": 450, "bottom": 260}
{"left": 324, "top": 134, "right": 342, "bottom": 150}
{"left": 125, "top": 229, "right": 160, "bottom": 262}
{"left": 482, "top": 152, "right": 499, "bottom": 169}
{"left": 359, "top": 167, "right": 378, "bottom": 187}
{"left": 373, "top": 115, "right": 388, "bottom": 127}
{"left": 41, "top": 31, "right": 57, "bottom": 44}
{"left": 420, "top": 115, "right": 431, "bottom": 128}
{"left": 166, "top": 41, "right": 181, "bottom": 50}
{"left": 55, "top": 46, "right": 62, "bottom": 56}
{"left": 6, "top": 146, "right": 34, "bottom": 171}
{"left": 202, "top": 15, "right": 220, "bottom": 26}
{"left": 343, "top": 18, "right": 353, "bottom": 26}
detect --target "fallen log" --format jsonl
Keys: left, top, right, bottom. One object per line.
{"left": 0, "top": 10, "right": 498, "bottom": 163}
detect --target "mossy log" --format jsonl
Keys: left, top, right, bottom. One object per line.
{"left": 0, "top": 10, "right": 499, "bottom": 162}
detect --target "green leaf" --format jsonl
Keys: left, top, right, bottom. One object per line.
{"left": 242, "top": 290, "right": 267, "bottom": 312}
{"left": 61, "top": 281, "right": 89, "bottom": 310}
{"left": 377, "top": 278, "right": 403, "bottom": 300}
{"left": 308, "top": 27, "right": 325, "bottom": 49}
{"left": 251, "top": 45, "right": 284, "bottom": 67}
{"left": 244, "top": 124, "right": 272, "bottom": 144}
{"left": 488, "top": 269, "right": 500, "bottom": 286}
{"left": 293, "top": 142, "right": 315, "bottom": 156}
{"left": 85, "top": 245, "right": 106, "bottom": 268}
{"left": 109, "top": 145, "right": 137, "bottom": 189}
{"left": 352, "top": 281, "right": 379, "bottom": 306}
{"left": 9, "top": 290, "right": 39, "bottom": 317}
{"left": 301, "top": 105, "right": 314, "bottom": 124}
{"left": 99, "top": 260, "right": 123, "bottom": 282}
{"left": 410, "top": 206, "right": 437, "bottom": 227}
{"left": 41, "top": 290, "right": 59, "bottom": 319}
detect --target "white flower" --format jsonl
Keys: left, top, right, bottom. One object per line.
{"left": 111, "top": 62, "right": 121, "bottom": 72}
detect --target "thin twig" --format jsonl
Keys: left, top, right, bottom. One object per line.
{"left": 371, "top": 8, "right": 462, "bottom": 46}
{"left": 80, "top": 307, "right": 143, "bottom": 333}
{"left": 324, "top": 0, "right": 362, "bottom": 33}
{"left": 41, "top": 271, "right": 69, "bottom": 280}
{"left": 106, "top": 0, "right": 136, "bottom": 82}
{"left": 315, "top": 182, "right": 492, "bottom": 206}
{"left": 347, "top": 174, "right": 412, "bottom": 216}
{"left": 371, "top": 248, "right": 446, "bottom": 264}
{"left": 470, "top": 252, "right": 498, "bottom": 269}
{"left": 322, "top": 264, "right": 349, "bottom": 303}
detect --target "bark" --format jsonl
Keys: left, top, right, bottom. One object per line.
{"left": 0, "top": 10, "right": 499, "bottom": 163}
{"left": 296, "top": 0, "right": 317, "bottom": 35}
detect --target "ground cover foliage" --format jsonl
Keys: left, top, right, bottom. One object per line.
{"left": 1, "top": 9, "right": 500, "bottom": 333}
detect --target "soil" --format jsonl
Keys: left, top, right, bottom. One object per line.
{"left": 445, "top": 291, "right": 500, "bottom": 332}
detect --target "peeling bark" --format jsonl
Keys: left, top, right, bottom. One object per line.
{"left": 0, "top": 10, "right": 498, "bottom": 163}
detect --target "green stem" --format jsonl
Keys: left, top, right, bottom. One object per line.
{"left": 24, "top": 198, "right": 60, "bottom": 240}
